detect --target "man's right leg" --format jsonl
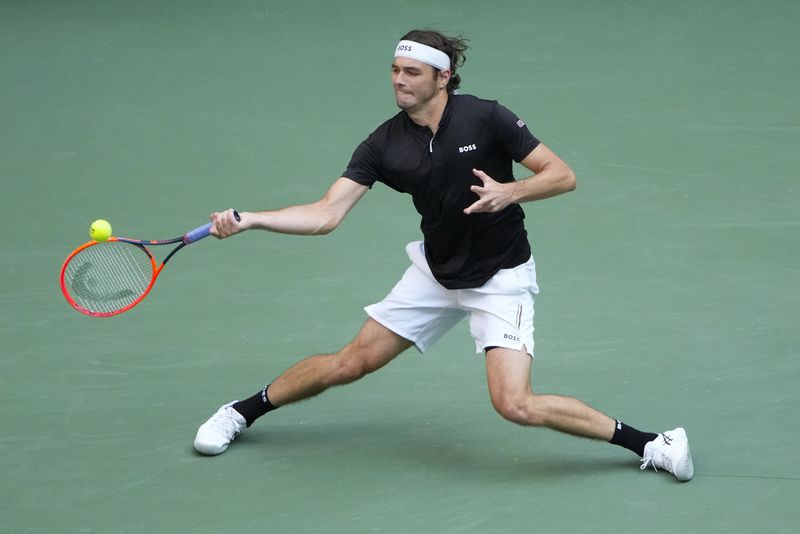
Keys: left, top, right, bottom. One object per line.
{"left": 194, "top": 318, "right": 413, "bottom": 455}
{"left": 268, "top": 317, "right": 414, "bottom": 406}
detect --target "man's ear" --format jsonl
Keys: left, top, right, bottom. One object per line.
{"left": 438, "top": 69, "right": 451, "bottom": 90}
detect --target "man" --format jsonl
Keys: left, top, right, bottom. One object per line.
{"left": 194, "top": 30, "right": 693, "bottom": 481}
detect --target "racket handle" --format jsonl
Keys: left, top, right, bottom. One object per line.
{"left": 183, "top": 211, "right": 241, "bottom": 244}
{"left": 184, "top": 223, "right": 213, "bottom": 243}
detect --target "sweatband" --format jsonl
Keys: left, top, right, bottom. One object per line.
{"left": 394, "top": 40, "right": 451, "bottom": 71}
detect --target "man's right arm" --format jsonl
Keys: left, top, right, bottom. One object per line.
{"left": 210, "top": 177, "right": 369, "bottom": 238}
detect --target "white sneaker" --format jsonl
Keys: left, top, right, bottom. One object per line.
{"left": 641, "top": 427, "right": 694, "bottom": 481}
{"left": 194, "top": 401, "right": 246, "bottom": 456}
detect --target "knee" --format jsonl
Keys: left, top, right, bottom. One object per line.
{"left": 491, "top": 392, "right": 547, "bottom": 427}
{"left": 329, "top": 348, "right": 372, "bottom": 385}
{"left": 335, "top": 360, "right": 367, "bottom": 384}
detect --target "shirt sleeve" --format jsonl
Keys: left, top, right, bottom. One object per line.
{"left": 491, "top": 102, "right": 540, "bottom": 162}
{"left": 342, "top": 138, "right": 381, "bottom": 188}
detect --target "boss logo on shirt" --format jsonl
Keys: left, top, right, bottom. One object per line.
{"left": 458, "top": 144, "right": 477, "bottom": 153}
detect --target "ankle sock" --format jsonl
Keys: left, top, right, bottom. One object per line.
{"left": 232, "top": 385, "right": 278, "bottom": 427}
{"left": 609, "top": 420, "right": 658, "bottom": 457}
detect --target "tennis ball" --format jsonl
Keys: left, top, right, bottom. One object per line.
{"left": 90, "top": 219, "right": 112, "bottom": 242}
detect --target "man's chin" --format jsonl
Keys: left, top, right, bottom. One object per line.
{"left": 395, "top": 99, "right": 418, "bottom": 112}
{"left": 395, "top": 93, "right": 415, "bottom": 108}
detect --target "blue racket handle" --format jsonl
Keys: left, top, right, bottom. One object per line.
{"left": 184, "top": 223, "right": 212, "bottom": 243}
{"left": 183, "top": 210, "right": 240, "bottom": 244}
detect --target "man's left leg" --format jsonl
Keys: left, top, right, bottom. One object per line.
{"left": 485, "top": 347, "right": 694, "bottom": 481}
{"left": 485, "top": 346, "right": 615, "bottom": 439}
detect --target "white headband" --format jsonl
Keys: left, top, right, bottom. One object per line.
{"left": 394, "top": 40, "right": 451, "bottom": 71}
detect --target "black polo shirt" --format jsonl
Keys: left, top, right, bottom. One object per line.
{"left": 342, "top": 93, "right": 540, "bottom": 289}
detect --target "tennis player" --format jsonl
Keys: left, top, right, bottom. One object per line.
{"left": 195, "top": 29, "right": 693, "bottom": 481}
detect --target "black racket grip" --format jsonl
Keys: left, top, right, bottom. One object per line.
{"left": 233, "top": 210, "right": 241, "bottom": 222}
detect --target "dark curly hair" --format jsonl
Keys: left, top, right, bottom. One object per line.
{"left": 400, "top": 29, "right": 468, "bottom": 93}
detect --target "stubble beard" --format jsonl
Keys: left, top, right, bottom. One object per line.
{"left": 395, "top": 85, "right": 438, "bottom": 113}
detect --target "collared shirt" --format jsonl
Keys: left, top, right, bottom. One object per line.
{"left": 343, "top": 94, "right": 540, "bottom": 289}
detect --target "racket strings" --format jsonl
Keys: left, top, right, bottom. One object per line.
{"left": 64, "top": 242, "right": 154, "bottom": 314}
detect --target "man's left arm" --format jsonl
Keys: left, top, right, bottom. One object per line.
{"left": 463, "top": 143, "right": 576, "bottom": 214}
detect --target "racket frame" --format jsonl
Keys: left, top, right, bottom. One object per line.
{"left": 59, "top": 219, "right": 223, "bottom": 317}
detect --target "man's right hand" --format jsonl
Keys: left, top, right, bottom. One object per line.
{"left": 209, "top": 209, "right": 245, "bottom": 239}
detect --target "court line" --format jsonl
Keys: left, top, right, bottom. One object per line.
{"left": 699, "top": 473, "right": 800, "bottom": 482}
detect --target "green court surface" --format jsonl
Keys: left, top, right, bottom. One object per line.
{"left": 2, "top": 1, "right": 798, "bottom": 532}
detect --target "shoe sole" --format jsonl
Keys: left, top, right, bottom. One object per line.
{"left": 194, "top": 440, "right": 228, "bottom": 456}
{"left": 673, "top": 428, "right": 694, "bottom": 481}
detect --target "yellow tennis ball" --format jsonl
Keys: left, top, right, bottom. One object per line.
{"left": 90, "top": 219, "right": 112, "bottom": 242}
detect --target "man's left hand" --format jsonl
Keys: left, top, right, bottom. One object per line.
{"left": 463, "top": 168, "right": 516, "bottom": 214}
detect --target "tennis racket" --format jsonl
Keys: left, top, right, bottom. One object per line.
{"left": 60, "top": 211, "right": 239, "bottom": 317}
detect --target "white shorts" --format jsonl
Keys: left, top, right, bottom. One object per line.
{"left": 365, "top": 241, "right": 539, "bottom": 356}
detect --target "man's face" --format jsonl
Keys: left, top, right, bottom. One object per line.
{"left": 391, "top": 57, "right": 442, "bottom": 112}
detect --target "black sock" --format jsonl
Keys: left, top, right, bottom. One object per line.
{"left": 609, "top": 420, "right": 658, "bottom": 457}
{"left": 232, "top": 385, "right": 278, "bottom": 427}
